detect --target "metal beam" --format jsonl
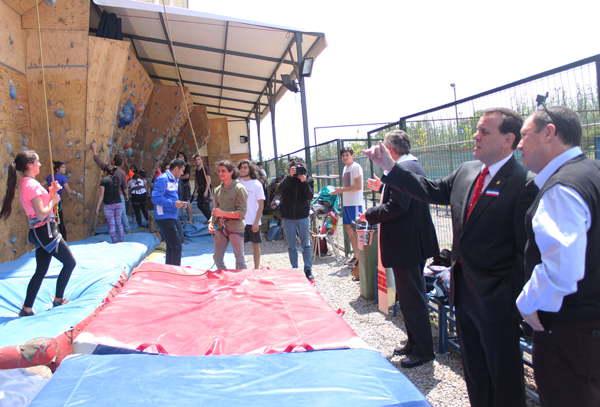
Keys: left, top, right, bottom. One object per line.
{"left": 199, "top": 103, "right": 251, "bottom": 114}
{"left": 295, "top": 32, "right": 311, "bottom": 175}
{"left": 254, "top": 106, "right": 263, "bottom": 163}
{"left": 150, "top": 75, "right": 262, "bottom": 95}
{"left": 88, "top": 29, "right": 294, "bottom": 65}
{"left": 190, "top": 92, "right": 267, "bottom": 107}
{"left": 218, "top": 22, "right": 230, "bottom": 115}
{"left": 139, "top": 57, "right": 270, "bottom": 82}
{"left": 267, "top": 79, "right": 278, "bottom": 160}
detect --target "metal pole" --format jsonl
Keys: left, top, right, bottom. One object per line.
{"left": 267, "top": 79, "right": 278, "bottom": 161}
{"left": 451, "top": 83, "right": 459, "bottom": 138}
{"left": 295, "top": 32, "right": 312, "bottom": 175}
{"left": 254, "top": 107, "right": 263, "bottom": 163}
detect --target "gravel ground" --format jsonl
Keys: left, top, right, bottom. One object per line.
{"left": 249, "top": 239, "right": 541, "bottom": 407}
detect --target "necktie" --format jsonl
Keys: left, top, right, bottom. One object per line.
{"left": 465, "top": 167, "right": 489, "bottom": 222}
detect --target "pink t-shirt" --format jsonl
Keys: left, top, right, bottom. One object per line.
{"left": 20, "top": 177, "right": 53, "bottom": 221}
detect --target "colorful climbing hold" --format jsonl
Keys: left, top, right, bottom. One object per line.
{"left": 125, "top": 148, "right": 133, "bottom": 157}
{"left": 67, "top": 141, "right": 73, "bottom": 147}
{"left": 150, "top": 137, "right": 163, "bottom": 151}
{"left": 123, "top": 140, "right": 132, "bottom": 149}
{"left": 9, "top": 84, "right": 16, "bottom": 99}
{"left": 18, "top": 105, "right": 23, "bottom": 110}
{"left": 75, "top": 153, "right": 82, "bottom": 159}
{"left": 135, "top": 100, "right": 145, "bottom": 115}
{"left": 10, "top": 236, "right": 17, "bottom": 244}
{"left": 55, "top": 109, "right": 65, "bottom": 118}
{"left": 5, "top": 142, "right": 12, "bottom": 154}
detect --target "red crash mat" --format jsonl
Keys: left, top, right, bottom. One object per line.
{"left": 75, "top": 262, "right": 367, "bottom": 355}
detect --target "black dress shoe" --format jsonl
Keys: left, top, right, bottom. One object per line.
{"left": 393, "top": 344, "right": 413, "bottom": 356}
{"left": 400, "top": 353, "right": 435, "bottom": 368}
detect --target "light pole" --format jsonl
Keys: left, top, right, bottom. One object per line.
{"left": 450, "top": 83, "right": 459, "bottom": 135}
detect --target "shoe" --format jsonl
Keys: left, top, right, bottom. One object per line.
{"left": 52, "top": 298, "right": 71, "bottom": 307}
{"left": 393, "top": 344, "right": 413, "bottom": 356}
{"left": 345, "top": 257, "right": 357, "bottom": 265}
{"left": 400, "top": 354, "right": 435, "bottom": 368}
{"left": 305, "top": 269, "right": 314, "bottom": 281}
{"left": 19, "top": 308, "right": 34, "bottom": 317}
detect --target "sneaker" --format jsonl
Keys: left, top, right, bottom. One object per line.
{"left": 52, "top": 298, "right": 71, "bottom": 307}
{"left": 19, "top": 308, "right": 34, "bottom": 317}
{"left": 305, "top": 269, "right": 314, "bottom": 281}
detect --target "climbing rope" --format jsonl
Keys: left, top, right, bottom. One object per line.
{"left": 160, "top": 1, "right": 219, "bottom": 242}
{"left": 35, "top": 0, "right": 59, "bottom": 224}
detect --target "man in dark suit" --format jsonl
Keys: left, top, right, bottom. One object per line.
{"left": 360, "top": 130, "right": 439, "bottom": 368}
{"left": 364, "top": 108, "right": 538, "bottom": 407}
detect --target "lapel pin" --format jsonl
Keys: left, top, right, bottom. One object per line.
{"left": 496, "top": 181, "right": 501, "bottom": 185}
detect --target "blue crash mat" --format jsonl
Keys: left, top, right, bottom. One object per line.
{"left": 29, "top": 349, "right": 432, "bottom": 407}
{"left": 0, "top": 233, "right": 159, "bottom": 347}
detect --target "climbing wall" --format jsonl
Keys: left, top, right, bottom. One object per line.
{"left": 170, "top": 105, "right": 210, "bottom": 159}
{"left": 129, "top": 84, "right": 193, "bottom": 175}
{"left": 113, "top": 50, "right": 153, "bottom": 166}
{"left": 0, "top": 0, "right": 33, "bottom": 260}
{"left": 207, "top": 118, "right": 230, "bottom": 188}
{"left": 84, "top": 37, "right": 130, "bottom": 237}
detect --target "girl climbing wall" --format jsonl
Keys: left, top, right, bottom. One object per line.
{"left": 0, "top": 151, "right": 76, "bottom": 317}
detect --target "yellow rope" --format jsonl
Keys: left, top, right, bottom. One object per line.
{"left": 35, "top": 0, "right": 59, "bottom": 223}
{"left": 161, "top": 1, "right": 218, "bottom": 241}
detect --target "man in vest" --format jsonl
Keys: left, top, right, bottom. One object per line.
{"left": 517, "top": 105, "right": 600, "bottom": 407}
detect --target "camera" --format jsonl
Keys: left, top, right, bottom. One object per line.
{"left": 294, "top": 164, "right": 307, "bottom": 177}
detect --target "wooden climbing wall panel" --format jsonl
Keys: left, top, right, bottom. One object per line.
{"left": 3, "top": 0, "right": 43, "bottom": 16}
{"left": 113, "top": 50, "right": 154, "bottom": 167}
{"left": 230, "top": 153, "right": 250, "bottom": 164}
{"left": 26, "top": 29, "right": 88, "bottom": 67}
{"left": 132, "top": 84, "right": 193, "bottom": 176}
{"left": 0, "top": 0, "right": 26, "bottom": 73}
{"left": 207, "top": 117, "right": 230, "bottom": 188}
{"left": 0, "top": 129, "right": 32, "bottom": 261}
{"left": 171, "top": 105, "right": 210, "bottom": 159}
{"left": 0, "top": 65, "right": 31, "bottom": 136}
{"left": 84, "top": 36, "right": 130, "bottom": 237}
{"left": 22, "top": 0, "right": 89, "bottom": 31}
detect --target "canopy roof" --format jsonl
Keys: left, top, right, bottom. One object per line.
{"left": 90, "top": 0, "right": 327, "bottom": 122}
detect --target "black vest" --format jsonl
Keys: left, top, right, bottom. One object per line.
{"left": 525, "top": 154, "right": 600, "bottom": 322}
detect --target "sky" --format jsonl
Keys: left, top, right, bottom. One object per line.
{"left": 189, "top": 0, "right": 600, "bottom": 161}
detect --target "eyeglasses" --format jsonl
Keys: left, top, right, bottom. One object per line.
{"left": 536, "top": 93, "right": 560, "bottom": 133}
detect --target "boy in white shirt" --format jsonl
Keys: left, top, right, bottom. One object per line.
{"left": 238, "top": 160, "right": 265, "bottom": 269}
{"left": 331, "top": 147, "right": 363, "bottom": 264}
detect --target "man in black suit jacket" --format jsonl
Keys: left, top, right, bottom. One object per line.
{"left": 364, "top": 108, "right": 538, "bottom": 407}
{"left": 360, "top": 130, "right": 439, "bottom": 368}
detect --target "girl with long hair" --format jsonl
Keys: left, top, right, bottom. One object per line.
{"left": 41, "top": 160, "right": 78, "bottom": 241}
{"left": 96, "top": 165, "right": 126, "bottom": 243}
{"left": 0, "top": 151, "right": 76, "bottom": 317}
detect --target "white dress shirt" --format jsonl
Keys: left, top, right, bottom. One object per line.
{"left": 516, "top": 147, "right": 591, "bottom": 315}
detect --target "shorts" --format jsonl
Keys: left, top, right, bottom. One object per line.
{"left": 244, "top": 224, "right": 262, "bottom": 244}
{"left": 182, "top": 183, "right": 191, "bottom": 201}
{"left": 343, "top": 205, "right": 362, "bottom": 225}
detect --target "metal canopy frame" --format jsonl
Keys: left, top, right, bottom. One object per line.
{"left": 90, "top": 0, "right": 326, "bottom": 122}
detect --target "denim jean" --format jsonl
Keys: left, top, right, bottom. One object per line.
{"left": 155, "top": 218, "right": 183, "bottom": 266}
{"left": 120, "top": 194, "right": 131, "bottom": 233}
{"left": 104, "top": 203, "right": 124, "bottom": 243}
{"left": 282, "top": 217, "right": 312, "bottom": 272}
{"left": 213, "top": 228, "right": 247, "bottom": 270}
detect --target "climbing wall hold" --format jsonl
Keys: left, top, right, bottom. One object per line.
{"left": 48, "top": 101, "right": 53, "bottom": 106}
{"left": 22, "top": 146, "right": 28, "bottom": 151}
{"left": 55, "top": 109, "right": 65, "bottom": 118}
{"left": 135, "top": 100, "right": 145, "bottom": 115}
{"left": 128, "top": 55, "right": 132, "bottom": 61}
{"left": 150, "top": 137, "right": 163, "bottom": 151}
{"left": 9, "top": 79, "right": 17, "bottom": 100}
{"left": 5, "top": 142, "right": 12, "bottom": 154}
{"left": 22, "top": 137, "right": 28, "bottom": 145}
{"left": 67, "top": 173, "right": 71, "bottom": 179}
{"left": 125, "top": 148, "right": 133, "bottom": 157}
{"left": 43, "top": 0, "right": 57, "bottom": 6}
{"left": 75, "top": 153, "right": 82, "bottom": 159}
{"left": 67, "top": 141, "right": 73, "bottom": 147}
{"left": 123, "top": 140, "right": 132, "bottom": 149}
{"left": 18, "top": 105, "right": 23, "bottom": 110}
{"left": 10, "top": 236, "right": 17, "bottom": 244}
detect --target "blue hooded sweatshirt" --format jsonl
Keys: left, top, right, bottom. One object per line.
{"left": 152, "top": 170, "right": 179, "bottom": 220}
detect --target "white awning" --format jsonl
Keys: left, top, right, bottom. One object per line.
{"left": 91, "top": 0, "right": 327, "bottom": 122}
